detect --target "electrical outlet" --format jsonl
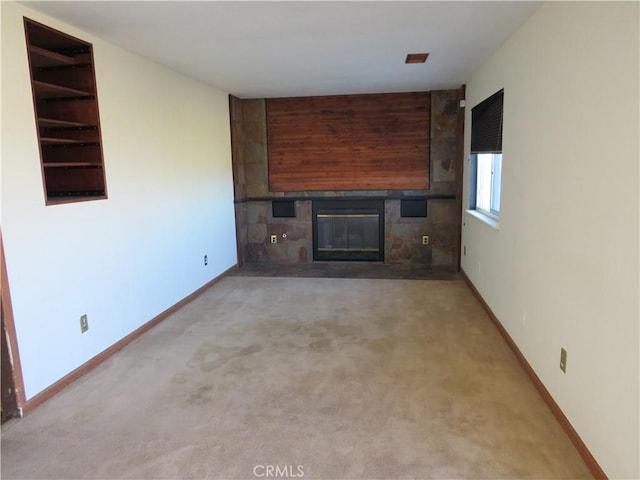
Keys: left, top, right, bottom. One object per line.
{"left": 80, "top": 314, "right": 89, "bottom": 333}
{"left": 204, "top": 255, "right": 208, "bottom": 266}
{"left": 270, "top": 235, "right": 277, "bottom": 244}
{"left": 422, "top": 235, "right": 429, "bottom": 245}
{"left": 560, "top": 348, "right": 567, "bottom": 373}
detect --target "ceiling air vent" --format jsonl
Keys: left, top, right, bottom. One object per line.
{"left": 405, "top": 53, "right": 429, "bottom": 64}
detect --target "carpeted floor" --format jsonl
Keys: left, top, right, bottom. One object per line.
{"left": 1, "top": 277, "right": 591, "bottom": 479}
{"left": 231, "top": 262, "right": 461, "bottom": 280}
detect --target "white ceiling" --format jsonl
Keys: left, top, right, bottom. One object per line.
{"left": 21, "top": 1, "right": 542, "bottom": 98}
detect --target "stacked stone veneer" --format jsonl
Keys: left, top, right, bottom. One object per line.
{"left": 235, "top": 200, "right": 312, "bottom": 264}
{"left": 230, "top": 89, "right": 464, "bottom": 267}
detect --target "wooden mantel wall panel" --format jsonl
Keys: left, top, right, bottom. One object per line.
{"left": 267, "top": 92, "right": 430, "bottom": 191}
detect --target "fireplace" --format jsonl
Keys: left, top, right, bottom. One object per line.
{"left": 312, "top": 200, "right": 384, "bottom": 261}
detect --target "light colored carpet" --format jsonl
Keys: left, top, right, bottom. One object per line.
{"left": 1, "top": 277, "right": 591, "bottom": 479}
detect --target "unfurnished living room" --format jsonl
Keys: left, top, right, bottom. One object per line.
{"left": 1, "top": 1, "right": 638, "bottom": 479}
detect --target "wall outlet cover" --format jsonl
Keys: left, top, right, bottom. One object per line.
{"left": 560, "top": 347, "right": 567, "bottom": 373}
{"left": 80, "top": 314, "right": 89, "bottom": 333}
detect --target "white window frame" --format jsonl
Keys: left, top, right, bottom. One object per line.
{"left": 475, "top": 152, "right": 502, "bottom": 219}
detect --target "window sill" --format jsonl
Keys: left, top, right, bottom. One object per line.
{"left": 466, "top": 209, "right": 500, "bottom": 230}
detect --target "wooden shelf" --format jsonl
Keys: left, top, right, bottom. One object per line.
{"left": 38, "top": 117, "right": 91, "bottom": 128}
{"left": 26, "top": 17, "right": 106, "bottom": 204}
{"left": 40, "top": 137, "right": 94, "bottom": 145}
{"left": 43, "top": 162, "right": 99, "bottom": 168}
{"left": 33, "top": 80, "right": 92, "bottom": 99}
{"left": 29, "top": 45, "right": 76, "bottom": 68}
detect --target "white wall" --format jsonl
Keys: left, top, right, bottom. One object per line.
{"left": 461, "top": 2, "right": 639, "bottom": 478}
{"left": 1, "top": 2, "right": 237, "bottom": 399}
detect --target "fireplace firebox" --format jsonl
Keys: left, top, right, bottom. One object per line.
{"left": 312, "top": 200, "right": 384, "bottom": 261}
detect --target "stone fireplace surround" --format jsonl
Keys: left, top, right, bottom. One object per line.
{"left": 235, "top": 194, "right": 458, "bottom": 267}
{"left": 230, "top": 88, "right": 465, "bottom": 270}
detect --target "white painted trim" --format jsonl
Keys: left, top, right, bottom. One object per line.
{"left": 465, "top": 209, "right": 500, "bottom": 230}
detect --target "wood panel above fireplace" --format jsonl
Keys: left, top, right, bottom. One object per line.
{"left": 267, "top": 92, "right": 430, "bottom": 192}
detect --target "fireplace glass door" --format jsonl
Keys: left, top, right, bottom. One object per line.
{"left": 313, "top": 200, "right": 384, "bottom": 261}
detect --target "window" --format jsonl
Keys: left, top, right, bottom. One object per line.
{"left": 475, "top": 153, "right": 501, "bottom": 216}
{"left": 469, "top": 89, "right": 503, "bottom": 220}
{"left": 24, "top": 18, "right": 107, "bottom": 205}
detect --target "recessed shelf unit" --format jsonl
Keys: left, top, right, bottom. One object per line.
{"left": 24, "top": 17, "right": 107, "bottom": 204}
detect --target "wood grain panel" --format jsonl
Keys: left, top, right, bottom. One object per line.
{"left": 267, "top": 92, "right": 430, "bottom": 191}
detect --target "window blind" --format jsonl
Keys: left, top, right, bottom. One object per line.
{"left": 471, "top": 89, "right": 504, "bottom": 153}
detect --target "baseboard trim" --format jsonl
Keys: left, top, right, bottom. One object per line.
{"left": 460, "top": 269, "right": 607, "bottom": 480}
{"left": 21, "top": 264, "right": 238, "bottom": 415}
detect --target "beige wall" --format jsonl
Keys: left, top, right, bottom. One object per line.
{"left": 1, "top": 1, "right": 237, "bottom": 399}
{"left": 461, "top": 2, "right": 639, "bottom": 478}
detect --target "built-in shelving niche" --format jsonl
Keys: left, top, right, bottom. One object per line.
{"left": 24, "top": 17, "right": 107, "bottom": 205}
